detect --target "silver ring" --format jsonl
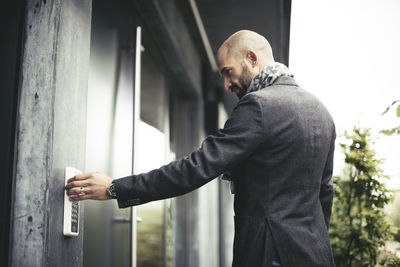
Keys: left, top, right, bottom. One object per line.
{"left": 78, "top": 186, "right": 85, "bottom": 196}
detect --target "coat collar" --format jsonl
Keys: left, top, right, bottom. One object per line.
{"left": 271, "top": 75, "right": 299, "bottom": 87}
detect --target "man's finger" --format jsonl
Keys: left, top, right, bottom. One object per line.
{"left": 66, "top": 174, "right": 87, "bottom": 183}
{"left": 65, "top": 180, "right": 88, "bottom": 190}
{"left": 66, "top": 188, "right": 77, "bottom": 195}
{"left": 66, "top": 176, "right": 76, "bottom": 183}
{"left": 66, "top": 187, "right": 93, "bottom": 196}
{"left": 69, "top": 192, "right": 91, "bottom": 201}
{"left": 74, "top": 172, "right": 93, "bottom": 180}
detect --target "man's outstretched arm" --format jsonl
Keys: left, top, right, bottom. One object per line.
{"left": 66, "top": 94, "right": 264, "bottom": 207}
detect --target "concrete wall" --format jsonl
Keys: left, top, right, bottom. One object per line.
{"left": 10, "top": 0, "right": 92, "bottom": 266}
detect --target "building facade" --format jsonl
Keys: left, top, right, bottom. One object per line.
{"left": 0, "top": 1, "right": 291, "bottom": 266}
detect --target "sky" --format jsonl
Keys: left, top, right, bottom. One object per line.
{"left": 289, "top": 0, "right": 400, "bottom": 189}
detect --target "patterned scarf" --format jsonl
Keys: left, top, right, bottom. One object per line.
{"left": 247, "top": 61, "right": 293, "bottom": 93}
{"left": 221, "top": 62, "right": 293, "bottom": 193}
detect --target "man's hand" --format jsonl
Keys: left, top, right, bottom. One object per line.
{"left": 65, "top": 171, "right": 113, "bottom": 201}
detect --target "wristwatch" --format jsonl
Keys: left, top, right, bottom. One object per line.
{"left": 106, "top": 181, "right": 117, "bottom": 199}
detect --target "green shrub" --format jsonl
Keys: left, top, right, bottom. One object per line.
{"left": 329, "top": 127, "right": 400, "bottom": 266}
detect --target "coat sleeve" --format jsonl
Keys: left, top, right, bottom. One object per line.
{"left": 113, "top": 94, "right": 264, "bottom": 208}
{"left": 319, "top": 130, "right": 336, "bottom": 229}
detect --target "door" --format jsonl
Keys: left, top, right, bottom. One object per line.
{"left": 135, "top": 26, "right": 174, "bottom": 267}
{"left": 84, "top": 22, "right": 173, "bottom": 267}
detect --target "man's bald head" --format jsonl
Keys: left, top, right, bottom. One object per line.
{"left": 216, "top": 30, "right": 275, "bottom": 98}
{"left": 217, "top": 30, "right": 274, "bottom": 69}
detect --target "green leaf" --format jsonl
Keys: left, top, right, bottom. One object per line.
{"left": 380, "top": 129, "right": 395, "bottom": 136}
{"left": 397, "top": 105, "right": 400, "bottom": 117}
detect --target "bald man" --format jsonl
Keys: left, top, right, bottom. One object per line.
{"left": 66, "top": 30, "right": 336, "bottom": 267}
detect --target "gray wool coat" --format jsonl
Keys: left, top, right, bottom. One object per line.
{"left": 113, "top": 76, "right": 336, "bottom": 267}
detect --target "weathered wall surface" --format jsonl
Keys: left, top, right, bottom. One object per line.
{"left": 10, "top": 0, "right": 92, "bottom": 266}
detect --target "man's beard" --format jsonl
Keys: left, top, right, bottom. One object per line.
{"left": 235, "top": 63, "right": 253, "bottom": 99}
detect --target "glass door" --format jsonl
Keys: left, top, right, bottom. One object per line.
{"left": 135, "top": 26, "right": 173, "bottom": 267}
{"left": 85, "top": 22, "right": 173, "bottom": 267}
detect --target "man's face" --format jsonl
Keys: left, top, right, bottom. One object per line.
{"left": 217, "top": 48, "right": 254, "bottom": 99}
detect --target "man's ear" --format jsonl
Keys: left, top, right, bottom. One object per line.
{"left": 246, "top": 50, "right": 257, "bottom": 67}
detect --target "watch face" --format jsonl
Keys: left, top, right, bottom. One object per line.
{"left": 107, "top": 183, "right": 116, "bottom": 198}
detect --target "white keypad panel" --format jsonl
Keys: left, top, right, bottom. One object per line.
{"left": 63, "top": 167, "right": 82, "bottom": 236}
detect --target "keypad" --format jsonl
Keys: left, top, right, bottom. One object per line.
{"left": 71, "top": 201, "right": 79, "bottom": 233}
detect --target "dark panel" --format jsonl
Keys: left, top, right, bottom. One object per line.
{"left": 134, "top": 0, "right": 203, "bottom": 98}
{"left": 196, "top": 0, "right": 292, "bottom": 119}
{"left": 202, "top": 64, "right": 222, "bottom": 135}
{"left": 0, "top": 0, "right": 25, "bottom": 266}
{"left": 196, "top": 0, "right": 292, "bottom": 65}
